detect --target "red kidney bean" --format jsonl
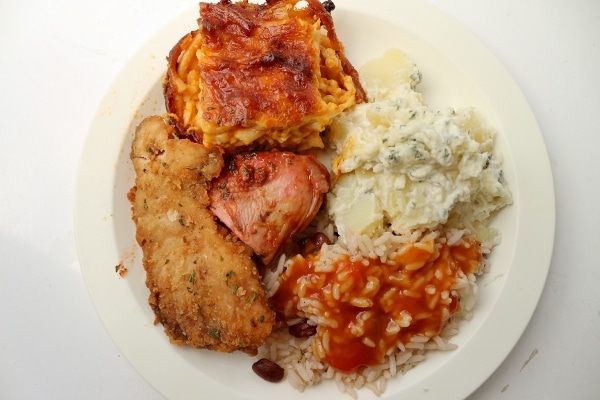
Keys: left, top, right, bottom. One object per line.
{"left": 299, "top": 232, "right": 332, "bottom": 256}
{"left": 322, "top": 0, "right": 335, "bottom": 13}
{"left": 288, "top": 319, "right": 317, "bottom": 338}
{"left": 252, "top": 358, "right": 284, "bottom": 383}
{"left": 313, "top": 232, "right": 331, "bottom": 249}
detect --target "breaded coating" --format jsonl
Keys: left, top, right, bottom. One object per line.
{"left": 128, "top": 116, "right": 275, "bottom": 354}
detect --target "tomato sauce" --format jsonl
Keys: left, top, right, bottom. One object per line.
{"left": 270, "top": 235, "right": 481, "bottom": 373}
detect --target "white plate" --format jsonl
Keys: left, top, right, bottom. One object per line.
{"left": 75, "top": 1, "right": 555, "bottom": 399}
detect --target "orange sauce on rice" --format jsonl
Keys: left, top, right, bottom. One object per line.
{"left": 271, "top": 235, "right": 481, "bottom": 373}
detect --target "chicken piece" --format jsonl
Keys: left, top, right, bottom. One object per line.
{"left": 128, "top": 116, "right": 275, "bottom": 355}
{"left": 208, "top": 151, "right": 330, "bottom": 265}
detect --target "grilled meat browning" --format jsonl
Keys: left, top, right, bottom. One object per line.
{"left": 128, "top": 116, "right": 275, "bottom": 354}
{"left": 209, "top": 151, "right": 330, "bottom": 264}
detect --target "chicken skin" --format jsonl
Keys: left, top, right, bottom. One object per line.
{"left": 128, "top": 116, "right": 275, "bottom": 354}
{"left": 208, "top": 151, "right": 330, "bottom": 265}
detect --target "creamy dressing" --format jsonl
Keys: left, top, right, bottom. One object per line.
{"left": 326, "top": 49, "right": 512, "bottom": 237}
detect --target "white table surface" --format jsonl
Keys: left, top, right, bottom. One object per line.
{"left": 1, "top": 0, "right": 598, "bottom": 399}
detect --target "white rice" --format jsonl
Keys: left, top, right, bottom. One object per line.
{"left": 258, "top": 228, "right": 485, "bottom": 398}
{"left": 254, "top": 45, "right": 513, "bottom": 395}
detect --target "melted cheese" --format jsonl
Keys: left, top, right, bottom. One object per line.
{"left": 165, "top": 0, "right": 365, "bottom": 152}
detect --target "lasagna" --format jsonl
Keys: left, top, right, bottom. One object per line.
{"left": 164, "top": 0, "right": 366, "bottom": 152}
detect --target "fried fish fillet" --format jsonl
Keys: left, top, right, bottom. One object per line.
{"left": 128, "top": 116, "right": 275, "bottom": 354}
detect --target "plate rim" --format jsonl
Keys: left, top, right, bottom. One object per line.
{"left": 74, "top": 1, "right": 555, "bottom": 399}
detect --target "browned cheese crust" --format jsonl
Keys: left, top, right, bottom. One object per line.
{"left": 164, "top": 0, "right": 366, "bottom": 152}
{"left": 128, "top": 116, "right": 275, "bottom": 354}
